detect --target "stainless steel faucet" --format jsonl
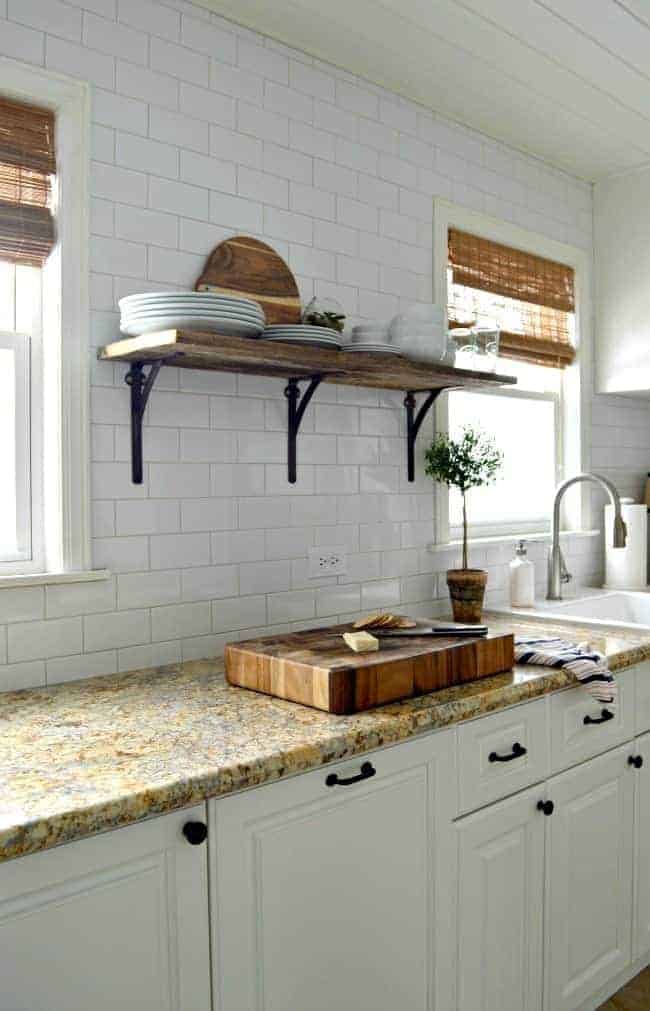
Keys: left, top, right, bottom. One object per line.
{"left": 547, "top": 473, "right": 627, "bottom": 600}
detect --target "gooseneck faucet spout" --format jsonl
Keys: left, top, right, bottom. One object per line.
{"left": 547, "top": 473, "right": 627, "bottom": 601}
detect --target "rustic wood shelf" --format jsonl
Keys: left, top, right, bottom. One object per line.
{"left": 98, "top": 329, "right": 516, "bottom": 484}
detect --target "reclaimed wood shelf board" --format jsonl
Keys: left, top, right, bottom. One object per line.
{"left": 98, "top": 329, "right": 516, "bottom": 393}
{"left": 225, "top": 623, "right": 515, "bottom": 714}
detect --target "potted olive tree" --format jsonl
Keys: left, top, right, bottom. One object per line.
{"left": 424, "top": 426, "right": 502, "bottom": 623}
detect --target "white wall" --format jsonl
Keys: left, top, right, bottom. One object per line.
{"left": 0, "top": 0, "right": 647, "bottom": 692}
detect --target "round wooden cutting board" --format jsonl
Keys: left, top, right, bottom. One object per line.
{"left": 194, "top": 235, "right": 301, "bottom": 325}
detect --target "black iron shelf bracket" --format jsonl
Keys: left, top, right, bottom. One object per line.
{"left": 404, "top": 389, "right": 441, "bottom": 482}
{"left": 285, "top": 376, "right": 322, "bottom": 484}
{"left": 125, "top": 360, "right": 164, "bottom": 484}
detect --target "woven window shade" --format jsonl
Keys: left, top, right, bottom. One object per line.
{"left": 448, "top": 228, "right": 576, "bottom": 368}
{"left": 0, "top": 96, "right": 56, "bottom": 268}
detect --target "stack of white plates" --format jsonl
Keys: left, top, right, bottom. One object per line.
{"left": 342, "top": 342, "right": 403, "bottom": 355}
{"left": 261, "top": 324, "right": 342, "bottom": 350}
{"left": 118, "top": 292, "right": 265, "bottom": 338}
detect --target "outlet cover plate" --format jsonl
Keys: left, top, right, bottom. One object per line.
{"left": 308, "top": 545, "right": 347, "bottom": 578}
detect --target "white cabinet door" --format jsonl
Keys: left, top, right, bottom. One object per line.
{"left": 0, "top": 805, "right": 211, "bottom": 1011}
{"left": 456, "top": 785, "right": 545, "bottom": 1011}
{"left": 544, "top": 746, "right": 634, "bottom": 1011}
{"left": 633, "top": 730, "right": 650, "bottom": 959}
{"left": 209, "top": 732, "right": 457, "bottom": 1011}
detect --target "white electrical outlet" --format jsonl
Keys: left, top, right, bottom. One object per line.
{"left": 308, "top": 546, "right": 347, "bottom": 578}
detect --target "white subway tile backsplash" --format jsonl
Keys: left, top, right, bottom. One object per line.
{"left": 116, "top": 59, "right": 178, "bottom": 109}
{"left": 117, "top": 640, "right": 181, "bottom": 672}
{"left": 212, "top": 595, "right": 266, "bottom": 633}
{"left": 181, "top": 565, "right": 238, "bottom": 601}
{"left": 9, "top": 618, "right": 83, "bottom": 662}
{"left": 116, "top": 132, "right": 179, "bottom": 180}
{"left": 0, "top": 19, "right": 44, "bottom": 64}
{"left": 150, "top": 532, "right": 211, "bottom": 569}
{"left": 117, "top": 570, "right": 181, "bottom": 608}
{"left": 115, "top": 204, "right": 178, "bottom": 246}
{"left": 240, "top": 559, "right": 290, "bottom": 594}
{"left": 84, "top": 12, "right": 147, "bottom": 64}
{"left": 0, "top": 660, "right": 46, "bottom": 692}
{"left": 149, "top": 462, "right": 210, "bottom": 498}
{"left": 181, "top": 498, "right": 236, "bottom": 532}
{"left": 46, "top": 651, "right": 118, "bottom": 684}
{"left": 46, "top": 579, "right": 116, "bottom": 618}
{"left": 84, "top": 609, "right": 149, "bottom": 651}
{"left": 92, "top": 535, "right": 149, "bottom": 572}
{"left": 151, "top": 600, "right": 211, "bottom": 640}
{"left": 117, "top": 0, "right": 180, "bottom": 41}
{"left": 210, "top": 190, "right": 263, "bottom": 232}
{"left": 115, "top": 499, "right": 180, "bottom": 535}
{"left": 0, "top": 587, "right": 44, "bottom": 623}
{"left": 10, "top": 0, "right": 81, "bottom": 41}
{"left": 91, "top": 161, "right": 147, "bottom": 206}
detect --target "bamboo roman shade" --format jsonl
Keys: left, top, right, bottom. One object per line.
{"left": 448, "top": 228, "right": 576, "bottom": 368}
{"left": 0, "top": 96, "right": 56, "bottom": 268}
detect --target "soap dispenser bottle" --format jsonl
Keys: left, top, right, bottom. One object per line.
{"left": 509, "top": 540, "right": 535, "bottom": 607}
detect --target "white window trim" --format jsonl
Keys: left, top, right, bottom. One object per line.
{"left": 0, "top": 56, "right": 94, "bottom": 580}
{"left": 432, "top": 198, "right": 592, "bottom": 545}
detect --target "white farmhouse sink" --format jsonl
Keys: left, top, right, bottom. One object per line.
{"left": 495, "top": 589, "right": 650, "bottom": 633}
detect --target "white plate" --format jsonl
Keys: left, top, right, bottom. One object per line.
{"left": 120, "top": 316, "right": 263, "bottom": 337}
{"left": 263, "top": 336, "right": 340, "bottom": 349}
{"left": 121, "top": 307, "right": 263, "bottom": 323}
{"left": 119, "top": 292, "right": 262, "bottom": 310}
{"left": 264, "top": 325, "right": 341, "bottom": 336}
{"left": 342, "top": 344, "right": 402, "bottom": 354}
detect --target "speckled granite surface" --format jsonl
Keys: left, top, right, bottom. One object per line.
{"left": 1, "top": 614, "right": 649, "bottom": 863}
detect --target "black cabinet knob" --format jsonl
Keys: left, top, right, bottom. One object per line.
{"left": 537, "top": 799, "right": 554, "bottom": 816}
{"left": 182, "top": 821, "right": 208, "bottom": 845}
{"left": 629, "top": 755, "right": 644, "bottom": 769}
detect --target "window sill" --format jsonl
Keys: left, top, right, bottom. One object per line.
{"left": 0, "top": 569, "right": 110, "bottom": 589}
{"left": 427, "top": 529, "right": 600, "bottom": 554}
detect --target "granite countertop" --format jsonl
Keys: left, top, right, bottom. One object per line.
{"left": 1, "top": 614, "right": 649, "bottom": 864}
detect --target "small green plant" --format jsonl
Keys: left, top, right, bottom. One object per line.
{"left": 424, "top": 426, "right": 502, "bottom": 570}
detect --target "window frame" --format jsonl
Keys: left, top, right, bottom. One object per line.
{"left": 0, "top": 56, "right": 91, "bottom": 578}
{"left": 432, "top": 199, "right": 591, "bottom": 546}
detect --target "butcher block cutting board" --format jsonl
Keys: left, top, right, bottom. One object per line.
{"left": 225, "top": 623, "right": 515, "bottom": 714}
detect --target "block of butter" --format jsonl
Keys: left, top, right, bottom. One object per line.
{"left": 342, "top": 631, "right": 379, "bottom": 653}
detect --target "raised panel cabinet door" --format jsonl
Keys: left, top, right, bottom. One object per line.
{"left": 633, "top": 730, "right": 650, "bottom": 959}
{"left": 0, "top": 804, "right": 211, "bottom": 1011}
{"left": 544, "top": 746, "right": 634, "bottom": 1011}
{"left": 209, "top": 731, "right": 457, "bottom": 1011}
{"left": 456, "top": 785, "right": 545, "bottom": 1011}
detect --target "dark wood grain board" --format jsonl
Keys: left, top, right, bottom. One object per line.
{"left": 99, "top": 330, "right": 517, "bottom": 392}
{"left": 224, "top": 623, "right": 515, "bottom": 713}
{"left": 194, "top": 235, "right": 301, "bottom": 324}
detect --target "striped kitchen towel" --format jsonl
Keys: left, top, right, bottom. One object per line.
{"left": 514, "top": 636, "right": 616, "bottom": 705}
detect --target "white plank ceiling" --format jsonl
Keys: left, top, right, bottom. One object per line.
{"left": 203, "top": 0, "right": 650, "bottom": 181}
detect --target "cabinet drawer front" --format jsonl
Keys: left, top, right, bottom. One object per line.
{"left": 635, "top": 662, "right": 650, "bottom": 735}
{"left": 549, "top": 671, "right": 634, "bottom": 774}
{"left": 457, "top": 698, "right": 549, "bottom": 815}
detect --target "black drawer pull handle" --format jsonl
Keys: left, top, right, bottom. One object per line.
{"left": 488, "top": 742, "right": 527, "bottom": 763}
{"left": 629, "top": 755, "right": 644, "bottom": 769}
{"left": 182, "top": 821, "right": 208, "bottom": 845}
{"left": 537, "top": 800, "right": 554, "bottom": 816}
{"left": 583, "top": 708, "right": 614, "bottom": 726}
{"left": 326, "top": 761, "right": 376, "bottom": 787}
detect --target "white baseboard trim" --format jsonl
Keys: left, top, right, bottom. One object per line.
{"left": 577, "top": 952, "right": 650, "bottom": 1011}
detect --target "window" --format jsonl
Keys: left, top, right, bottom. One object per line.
{"left": 433, "top": 201, "right": 589, "bottom": 544}
{"left": 0, "top": 61, "right": 91, "bottom": 581}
